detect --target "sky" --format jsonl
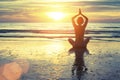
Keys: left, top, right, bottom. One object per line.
{"left": 0, "top": 0, "right": 120, "bottom": 23}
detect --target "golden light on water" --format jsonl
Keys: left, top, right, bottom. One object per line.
{"left": 45, "top": 42, "right": 64, "bottom": 55}
{"left": 47, "top": 12, "right": 66, "bottom": 21}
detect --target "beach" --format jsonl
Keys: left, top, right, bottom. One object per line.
{"left": 0, "top": 40, "right": 120, "bottom": 80}
{"left": 0, "top": 0, "right": 120, "bottom": 79}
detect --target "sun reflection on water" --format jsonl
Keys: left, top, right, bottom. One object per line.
{"left": 44, "top": 41, "right": 65, "bottom": 55}
{"left": 43, "top": 41, "right": 68, "bottom": 65}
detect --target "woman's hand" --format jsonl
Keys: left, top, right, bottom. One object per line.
{"left": 72, "top": 8, "right": 81, "bottom": 19}
{"left": 79, "top": 8, "right": 82, "bottom": 14}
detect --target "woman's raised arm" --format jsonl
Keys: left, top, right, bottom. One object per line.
{"left": 81, "top": 13, "right": 88, "bottom": 27}
{"left": 72, "top": 14, "right": 79, "bottom": 26}
{"left": 72, "top": 9, "right": 81, "bottom": 26}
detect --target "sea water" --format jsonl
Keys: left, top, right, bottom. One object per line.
{"left": 0, "top": 23, "right": 120, "bottom": 42}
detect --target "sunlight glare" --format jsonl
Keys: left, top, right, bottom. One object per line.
{"left": 45, "top": 42, "right": 64, "bottom": 55}
{"left": 47, "top": 12, "right": 66, "bottom": 21}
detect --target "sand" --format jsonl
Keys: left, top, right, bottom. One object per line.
{"left": 0, "top": 40, "right": 120, "bottom": 80}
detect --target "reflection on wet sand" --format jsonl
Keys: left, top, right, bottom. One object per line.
{"left": 0, "top": 59, "right": 29, "bottom": 80}
{"left": 69, "top": 47, "right": 89, "bottom": 80}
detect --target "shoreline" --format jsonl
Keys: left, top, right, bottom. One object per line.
{"left": 0, "top": 40, "right": 120, "bottom": 80}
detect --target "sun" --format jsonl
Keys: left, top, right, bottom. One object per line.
{"left": 47, "top": 12, "right": 66, "bottom": 21}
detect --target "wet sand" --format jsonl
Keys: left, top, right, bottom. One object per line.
{"left": 0, "top": 40, "right": 120, "bottom": 80}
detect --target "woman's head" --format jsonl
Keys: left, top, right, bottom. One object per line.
{"left": 77, "top": 17, "right": 84, "bottom": 25}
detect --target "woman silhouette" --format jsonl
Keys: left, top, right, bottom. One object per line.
{"left": 68, "top": 9, "right": 90, "bottom": 48}
{"left": 69, "top": 9, "right": 90, "bottom": 75}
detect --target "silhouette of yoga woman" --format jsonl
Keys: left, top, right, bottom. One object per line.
{"left": 68, "top": 9, "right": 90, "bottom": 76}
{"left": 68, "top": 9, "right": 90, "bottom": 48}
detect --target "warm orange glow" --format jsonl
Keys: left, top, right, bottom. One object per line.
{"left": 47, "top": 12, "right": 66, "bottom": 21}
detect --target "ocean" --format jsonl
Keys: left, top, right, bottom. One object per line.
{"left": 0, "top": 23, "right": 120, "bottom": 42}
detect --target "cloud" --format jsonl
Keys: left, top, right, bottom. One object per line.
{"left": 0, "top": 0, "right": 120, "bottom": 22}
{"left": 0, "top": 0, "right": 17, "bottom": 1}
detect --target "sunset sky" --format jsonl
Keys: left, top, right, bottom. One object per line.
{"left": 0, "top": 0, "right": 120, "bottom": 23}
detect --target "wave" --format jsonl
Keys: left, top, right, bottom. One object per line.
{"left": 0, "top": 29, "right": 120, "bottom": 34}
{"left": 0, "top": 29, "right": 73, "bottom": 34}
{"left": 0, "top": 29, "right": 120, "bottom": 42}
{"left": 102, "top": 27, "right": 120, "bottom": 28}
